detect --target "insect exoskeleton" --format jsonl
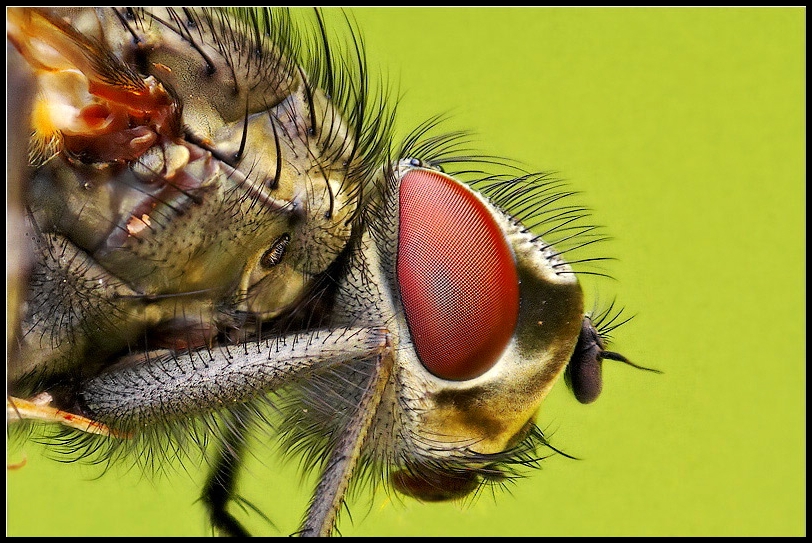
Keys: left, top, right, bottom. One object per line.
{"left": 7, "top": 7, "right": 654, "bottom": 537}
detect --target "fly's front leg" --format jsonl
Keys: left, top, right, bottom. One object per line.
{"left": 76, "top": 327, "right": 391, "bottom": 536}
{"left": 78, "top": 326, "right": 390, "bottom": 437}
{"left": 298, "top": 334, "right": 394, "bottom": 537}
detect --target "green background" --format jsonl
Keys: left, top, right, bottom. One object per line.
{"left": 7, "top": 7, "right": 805, "bottom": 536}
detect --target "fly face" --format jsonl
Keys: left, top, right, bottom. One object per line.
{"left": 350, "top": 162, "right": 586, "bottom": 501}
{"left": 7, "top": 7, "right": 656, "bottom": 536}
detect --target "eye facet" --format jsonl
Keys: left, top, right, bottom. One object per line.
{"left": 396, "top": 169, "right": 520, "bottom": 381}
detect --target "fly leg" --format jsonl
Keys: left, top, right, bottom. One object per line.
{"left": 7, "top": 394, "right": 125, "bottom": 438}
{"left": 201, "top": 404, "right": 254, "bottom": 537}
{"left": 76, "top": 326, "right": 392, "bottom": 535}
{"left": 298, "top": 335, "right": 394, "bottom": 537}
{"left": 79, "top": 326, "right": 391, "bottom": 439}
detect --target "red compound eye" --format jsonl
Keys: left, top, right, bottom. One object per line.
{"left": 397, "top": 169, "right": 519, "bottom": 381}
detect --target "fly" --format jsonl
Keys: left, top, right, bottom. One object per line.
{"left": 6, "top": 7, "right": 660, "bottom": 536}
